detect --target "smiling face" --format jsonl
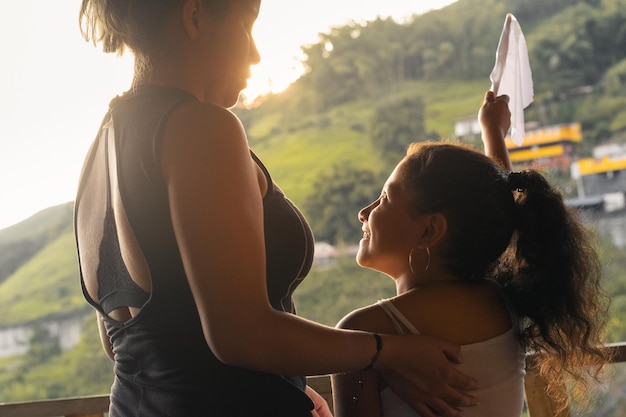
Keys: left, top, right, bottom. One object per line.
{"left": 356, "top": 160, "right": 423, "bottom": 277}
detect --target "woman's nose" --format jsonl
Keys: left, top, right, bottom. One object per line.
{"left": 358, "top": 202, "right": 374, "bottom": 222}
{"left": 249, "top": 38, "right": 261, "bottom": 65}
{"left": 358, "top": 207, "right": 367, "bottom": 223}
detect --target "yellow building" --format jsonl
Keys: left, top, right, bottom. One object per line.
{"left": 506, "top": 123, "right": 582, "bottom": 172}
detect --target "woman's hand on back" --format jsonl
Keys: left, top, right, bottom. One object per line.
{"left": 376, "top": 334, "right": 478, "bottom": 417}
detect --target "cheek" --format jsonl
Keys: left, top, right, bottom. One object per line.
{"left": 374, "top": 216, "right": 406, "bottom": 244}
{"left": 376, "top": 222, "right": 419, "bottom": 261}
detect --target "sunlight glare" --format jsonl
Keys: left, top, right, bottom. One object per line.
{"left": 0, "top": 0, "right": 458, "bottom": 230}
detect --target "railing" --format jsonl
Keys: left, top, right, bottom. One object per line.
{"left": 1, "top": 342, "right": 625, "bottom": 417}
{"left": 0, "top": 394, "right": 110, "bottom": 417}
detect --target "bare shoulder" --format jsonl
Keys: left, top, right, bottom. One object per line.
{"left": 164, "top": 101, "right": 246, "bottom": 149}
{"left": 394, "top": 282, "right": 512, "bottom": 344}
{"left": 160, "top": 101, "right": 253, "bottom": 178}
{"left": 336, "top": 302, "right": 399, "bottom": 335}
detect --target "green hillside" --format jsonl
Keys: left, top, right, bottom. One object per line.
{"left": 0, "top": 202, "right": 73, "bottom": 286}
{"left": 0, "top": 227, "right": 88, "bottom": 327}
{"left": 0, "top": 0, "right": 626, "bottom": 332}
{"left": 2, "top": 0, "right": 626, "bottom": 342}
{"left": 2, "top": 0, "right": 626, "bottom": 408}
{"left": 248, "top": 80, "right": 487, "bottom": 207}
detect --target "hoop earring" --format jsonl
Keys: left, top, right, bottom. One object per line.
{"left": 408, "top": 247, "right": 430, "bottom": 275}
{"left": 408, "top": 248, "right": 417, "bottom": 275}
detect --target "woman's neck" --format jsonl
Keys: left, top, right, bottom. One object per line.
{"left": 395, "top": 270, "right": 461, "bottom": 295}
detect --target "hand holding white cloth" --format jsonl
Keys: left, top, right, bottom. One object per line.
{"left": 489, "top": 13, "right": 533, "bottom": 146}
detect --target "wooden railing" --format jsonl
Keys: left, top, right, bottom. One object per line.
{"left": 1, "top": 342, "right": 625, "bottom": 417}
{"left": 525, "top": 342, "right": 626, "bottom": 417}
{"left": 0, "top": 394, "right": 110, "bottom": 417}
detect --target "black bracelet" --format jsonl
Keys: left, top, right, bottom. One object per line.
{"left": 362, "top": 333, "right": 382, "bottom": 371}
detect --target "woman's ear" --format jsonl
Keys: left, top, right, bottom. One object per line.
{"left": 417, "top": 213, "right": 448, "bottom": 248}
{"left": 182, "top": 0, "right": 203, "bottom": 39}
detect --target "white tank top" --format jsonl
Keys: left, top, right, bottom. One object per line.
{"left": 376, "top": 298, "right": 526, "bottom": 417}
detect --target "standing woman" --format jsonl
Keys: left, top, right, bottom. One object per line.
{"left": 74, "top": 1, "right": 478, "bottom": 416}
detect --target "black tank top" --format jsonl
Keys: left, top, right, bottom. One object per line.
{"left": 74, "top": 86, "right": 314, "bottom": 416}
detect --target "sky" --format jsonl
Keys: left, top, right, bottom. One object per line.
{"left": 0, "top": 0, "right": 457, "bottom": 231}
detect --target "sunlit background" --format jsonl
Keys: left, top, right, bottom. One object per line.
{"left": 0, "top": 0, "right": 456, "bottom": 230}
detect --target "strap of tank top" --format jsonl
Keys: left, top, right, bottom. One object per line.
{"left": 376, "top": 299, "right": 421, "bottom": 335}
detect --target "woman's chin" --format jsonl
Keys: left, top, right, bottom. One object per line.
{"left": 355, "top": 250, "right": 370, "bottom": 268}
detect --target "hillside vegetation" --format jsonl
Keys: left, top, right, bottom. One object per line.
{"left": 2, "top": 0, "right": 626, "bottom": 411}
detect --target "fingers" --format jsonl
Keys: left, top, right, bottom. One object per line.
{"left": 439, "top": 341, "right": 479, "bottom": 390}
{"left": 380, "top": 335, "right": 479, "bottom": 416}
{"left": 479, "top": 90, "right": 511, "bottom": 138}
{"left": 437, "top": 378, "right": 478, "bottom": 408}
{"left": 447, "top": 367, "right": 479, "bottom": 392}
{"left": 439, "top": 338, "right": 463, "bottom": 364}
{"left": 484, "top": 90, "right": 509, "bottom": 105}
{"left": 484, "top": 90, "right": 495, "bottom": 104}
{"left": 305, "top": 385, "right": 333, "bottom": 417}
{"left": 424, "top": 338, "right": 479, "bottom": 406}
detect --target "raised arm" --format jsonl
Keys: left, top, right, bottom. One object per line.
{"left": 478, "top": 90, "right": 512, "bottom": 171}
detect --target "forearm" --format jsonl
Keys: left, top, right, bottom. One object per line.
{"left": 482, "top": 127, "right": 512, "bottom": 171}
{"left": 201, "top": 299, "right": 477, "bottom": 417}
{"left": 208, "top": 308, "right": 378, "bottom": 376}
{"left": 479, "top": 90, "right": 512, "bottom": 171}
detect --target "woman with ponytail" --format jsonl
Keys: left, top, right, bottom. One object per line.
{"left": 332, "top": 91, "right": 610, "bottom": 417}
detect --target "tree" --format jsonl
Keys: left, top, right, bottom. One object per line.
{"left": 304, "top": 165, "right": 384, "bottom": 245}
{"left": 369, "top": 95, "right": 426, "bottom": 166}
{"left": 23, "top": 326, "right": 61, "bottom": 369}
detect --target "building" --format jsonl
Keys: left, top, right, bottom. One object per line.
{"left": 453, "top": 119, "right": 583, "bottom": 174}
{"left": 506, "top": 123, "right": 582, "bottom": 173}
{"left": 569, "top": 144, "right": 626, "bottom": 248}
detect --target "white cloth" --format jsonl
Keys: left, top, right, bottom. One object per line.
{"left": 489, "top": 13, "right": 534, "bottom": 146}
{"left": 376, "top": 298, "right": 526, "bottom": 417}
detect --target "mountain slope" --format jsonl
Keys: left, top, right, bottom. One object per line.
{"left": 0, "top": 225, "right": 87, "bottom": 327}
{"left": 0, "top": 202, "right": 74, "bottom": 286}
{"left": 3, "top": 0, "right": 626, "bottom": 329}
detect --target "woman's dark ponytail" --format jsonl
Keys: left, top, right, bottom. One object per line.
{"left": 496, "top": 170, "right": 610, "bottom": 410}
{"left": 403, "top": 142, "right": 610, "bottom": 411}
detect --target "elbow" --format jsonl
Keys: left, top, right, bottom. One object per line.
{"left": 203, "top": 324, "right": 263, "bottom": 368}
{"left": 209, "top": 339, "right": 242, "bottom": 365}
{"left": 201, "top": 310, "right": 281, "bottom": 369}
{"left": 208, "top": 337, "right": 268, "bottom": 369}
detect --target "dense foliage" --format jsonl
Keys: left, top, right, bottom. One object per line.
{"left": 2, "top": 0, "right": 626, "bottom": 410}
{"left": 240, "top": 0, "right": 626, "bottom": 243}
{"left": 304, "top": 165, "right": 385, "bottom": 244}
